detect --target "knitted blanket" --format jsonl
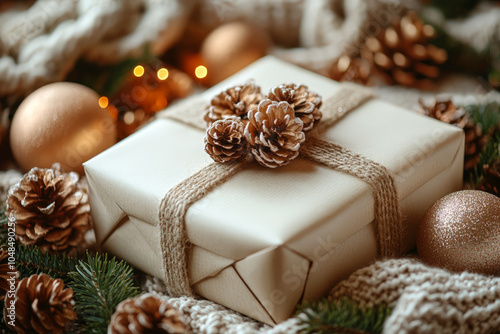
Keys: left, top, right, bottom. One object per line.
{"left": 139, "top": 258, "right": 500, "bottom": 334}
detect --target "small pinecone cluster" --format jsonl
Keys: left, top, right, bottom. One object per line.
{"left": 4, "top": 273, "right": 76, "bottom": 334}
{"left": 204, "top": 81, "right": 262, "bottom": 127}
{"left": 419, "top": 99, "right": 486, "bottom": 172}
{"left": 108, "top": 294, "right": 186, "bottom": 334}
{"left": 330, "top": 11, "right": 447, "bottom": 88}
{"left": 204, "top": 83, "right": 322, "bottom": 168}
{"left": 6, "top": 163, "right": 91, "bottom": 253}
{"left": 477, "top": 162, "right": 500, "bottom": 196}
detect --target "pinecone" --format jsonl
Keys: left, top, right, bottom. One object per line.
{"left": 205, "top": 118, "right": 248, "bottom": 163}
{"left": 244, "top": 99, "right": 305, "bottom": 168}
{"left": 108, "top": 294, "right": 186, "bottom": 334}
{"left": 6, "top": 163, "right": 91, "bottom": 253}
{"left": 362, "top": 11, "right": 447, "bottom": 88}
{"left": 477, "top": 162, "right": 500, "bottom": 196}
{"left": 420, "top": 99, "right": 486, "bottom": 171}
{"left": 330, "top": 55, "right": 372, "bottom": 85}
{"left": 267, "top": 84, "right": 322, "bottom": 132}
{"left": 0, "top": 249, "right": 18, "bottom": 301}
{"left": 204, "top": 81, "right": 262, "bottom": 127}
{"left": 4, "top": 273, "right": 76, "bottom": 334}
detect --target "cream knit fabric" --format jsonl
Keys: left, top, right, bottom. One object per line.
{"left": 330, "top": 258, "right": 500, "bottom": 334}
{"left": 142, "top": 258, "right": 500, "bottom": 334}
{"left": 0, "top": 0, "right": 191, "bottom": 97}
{"left": 2, "top": 0, "right": 499, "bottom": 97}
{"left": 141, "top": 276, "right": 304, "bottom": 334}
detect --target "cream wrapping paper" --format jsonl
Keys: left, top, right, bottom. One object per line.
{"left": 84, "top": 56, "right": 464, "bottom": 325}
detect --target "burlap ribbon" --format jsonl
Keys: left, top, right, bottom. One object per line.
{"left": 159, "top": 85, "right": 402, "bottom": 297}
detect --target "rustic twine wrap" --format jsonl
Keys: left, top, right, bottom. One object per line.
{"left": 160, "top": 85, "right": 403, "bottom": 297}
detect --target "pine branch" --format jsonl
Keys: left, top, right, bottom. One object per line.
{"left": 464, "top": 102, "right": 500, "bottom": 186}
{"left": 69, "top": 252, "right": 140, "bottom": 334}
{"left": 466, "top": 102, "right": 500, "bottom": 137}
{"left": 15, "top": 244, "right": 79, "bottom": 283}
{"left": 297, "top": 298, "right": 392, "bottom": 334}
{"left": 471, "top": 134, "right": 500, "bottom": 187}
{"left": 68, "top": 46, "right": 155, "bottom": 97}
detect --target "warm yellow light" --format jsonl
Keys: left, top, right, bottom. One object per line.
{"left": 195, "top": 65, "right": 207, "bottom": 79}
{"left": 133, "top": 65, "right": 145, "bottom": 77}
{"left": 157, "top": 68, "right": 169, "bottom": 80}
{"left": 98, "top": 96, "right": 109, "bottom": 108}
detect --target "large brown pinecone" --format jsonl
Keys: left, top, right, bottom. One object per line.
{"left": 364, "top": 11, "right": 447, "bottom": 88}
{"left": 420, "top": 99, "right": 486, "bottom": 172}
{"left": 205, "top": 118, "right": 248, "bottom": 163}
{"left": 108, "top": 294, "right": 186, "bottom": 334}
{"left": 244, "top": 99, "right": 305, "bottom": 168}
{"left": 330, "top": 55, "right": 372, "bottom": 85}
{"left": 6, "top": 163, "right": 91, "bottom": 253}
{"left": 267, "top": 84, "right": 322, "bottom": 132}
{"left": 0, "top": 249, "right": 18, "bottom": 301}
{"left": 477, "top": 162, "right": 500, "bottom": 196}
{"left": 4, "top": 273, "right": 76, "bottom": 334}
{"left": 204, "top": 81, "right": 262, "bottom": 127}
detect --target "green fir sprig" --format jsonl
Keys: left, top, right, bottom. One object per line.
{"left": 15, "top": 244, "right": 79, "bottom": 283}
{"left": 466, "top": 102, "right": 500, "bottom": 136}
{"left": 69, "top": 252, "right": 140, "bottom": 334}
{"left": 464, "top": 102, "right": 500, "bottom": 186}
{"left": 297, "top": 298, "right": 392, "bottom": 334}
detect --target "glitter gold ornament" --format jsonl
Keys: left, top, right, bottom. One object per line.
{"left": 417, "top": 190, "right": 500, "bottom": 275}
{"left": 10, "top": 82, "right": 116, "bottom": 174}
{"left": 201, "top": 22, "right": 271, "bottom": 85}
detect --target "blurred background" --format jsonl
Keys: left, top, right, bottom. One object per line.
{"left": 0, "top": 0, "right": 499, "bottom": 192}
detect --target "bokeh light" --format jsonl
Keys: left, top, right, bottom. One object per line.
{"left": 133, "top": 65, "right": 145, "bottom": 77}
{"left": 195, "top": 65, "right": 208, "bottom": 79}
{"left": 157, "top": 68, "right": 169, "bottom": 80}
{"left": 98, "top": 96, "right": 109, "bottom": 108}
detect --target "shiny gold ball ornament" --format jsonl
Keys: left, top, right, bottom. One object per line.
{"left": 201, "top": 22, "right": 271, "bottom": 85}
{"left": 10, "top": 82, "right": 116, "bottom": 174}
{"left": 417, "top": 190, "right": 500, "bottom": 275}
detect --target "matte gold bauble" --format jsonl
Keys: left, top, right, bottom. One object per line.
{"left": 417, "top": 190, "right": 500, "bottom": 275}
{"left": 201, "top": 22, "right": 271, "bottom": 85}
{"left": 10, "top": 82, "right": 116, "bottom": 174}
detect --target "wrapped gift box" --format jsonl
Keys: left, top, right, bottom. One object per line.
{"left": 84, "top": 56, "right": 464, "bottom": 325}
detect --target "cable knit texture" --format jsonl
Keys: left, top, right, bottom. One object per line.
{"left": 1, "top": 0, "right": 499, "bottom": 95}
{"left": 141, "top": 276, "right": 304, "bottom": 334}
{"left": 0, "top": 0, "right": 191, "bottom": 97}
{"left": 330, "top": 258, "right": 500, "bottom": 334}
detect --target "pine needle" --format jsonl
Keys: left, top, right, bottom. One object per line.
{"left": 297, "top": 298, "right": 392, "bottom": 334}
{"left": 69, "top": 252, "right": 140, "bottom": 334}
{"left": 15, "top": 244, "right": 79, "bottom": 282}
{"left": 465, "top": 102, "right": 500, "bottom": 186}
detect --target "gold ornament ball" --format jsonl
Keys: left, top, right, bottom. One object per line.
{"left": 201, "top": 22, "right": 271, "bottom": 85}
{"left": 10, "top": 82, "right": 116, "bottom": 174}
{"left": 417, "top": 190, "right": 500, "bottom": 275}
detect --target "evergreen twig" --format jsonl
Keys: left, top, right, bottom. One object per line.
{"left": 69, "top": 252, "right": 140, "bottom": 334}
{"left": 15, "top": 244, "right": 79, "bottom": 283}
{"left": 297, "top": 298, "right": 392, "bottom": 334}
{"left": 464, "top": 102, "right": 500, "bottom": 186}
{"left": 466, "top": 102, "right": 500, "bottom": 137}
